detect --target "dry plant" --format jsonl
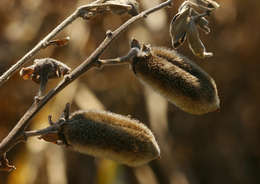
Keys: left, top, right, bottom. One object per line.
{"left": 0, "top": 0, "right": 220, "bottom": 173}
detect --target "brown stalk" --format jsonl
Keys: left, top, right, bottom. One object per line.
{"left": 0, "top": 0, "right": 130, "bottom": 87}
{"left": 0, "top": 0, "right": 173, "bottom": 168}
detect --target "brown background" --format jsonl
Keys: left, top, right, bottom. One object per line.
{"left": 0, "top": 0, "right": 259, "bottom": 184}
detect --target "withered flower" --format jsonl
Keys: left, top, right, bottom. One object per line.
{"left": 170, "top": 0, "right": 219, "bottom": 58}
{"left": 187, "top": 17, "right": 213, "bottom": 58}
{"left": 36, "top": 104, "right": 160, "bottom": 167}
{"left": 169, "top": 7, "right": 190, "bottom": 48}
{"left": 20, "top": 58, "right": 71, "bottom": 96}
{"left": 131, "top": 43, "right": 220, "bottom": 115}
{"left": 190, "top": 9, "right": 210, "bottom": 34}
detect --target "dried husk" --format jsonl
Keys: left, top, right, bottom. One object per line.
{"left": 60, "top": 110, "right": 160, "bottom": 167}
{"left": 132, "top": 46, "right": 220, "bottom": 115}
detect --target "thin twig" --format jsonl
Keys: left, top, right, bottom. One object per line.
{"left": 97, "top": 47, "right": 139, "bottom": 67}
{"left": 0, "top": 0, "right": 173, "bottom": 162}
{"left": 79, "top": 3, "right": 132, "bottom": 11}
{"left": 24, "top": 126, "right": 59, "bottom": 138}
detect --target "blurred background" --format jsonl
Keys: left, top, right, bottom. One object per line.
{"left": 0, "top": 0, "right": 259, "bottom": 183}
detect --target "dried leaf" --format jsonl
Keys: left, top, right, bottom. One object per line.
{"left": 20, "top": 66, "right": 34, "bottom": 80}
{"left": 20, "top": 58, "right": 71, "bottom": 84}
{"left": 191, "top": 9, "right": 210, "bottom": 34}
{"left": 187, "top": 19, "right": 213, "bottom": 58}
{"left": 0, "top": 155, "right": 16, "bottom": 172}
{"left": 48, "top": 36, "right": 70, "bottom": 47}
{"left": 20, "top": 58, "right": 71, "bottom": 96}
{"left": 169, "top": 7, "right": 190, "bottom": 48}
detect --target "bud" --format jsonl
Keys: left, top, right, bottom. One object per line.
{"left": 20, "top": 58, "right": 71, "bottom": 84}
{"left": 20, "top": 58, "right": 71, "bottom": 96}
{"left": 132, "top": 45, "right": 220, "bottom": 115}
{"left": 59, "top": 110, "right": 160, "bottom": 167}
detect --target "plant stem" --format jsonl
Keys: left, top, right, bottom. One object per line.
{"left": 0, "top": 0, "right": 101, "bottom": 87}
{"left": 0, "top": 0, "right": 173, "bottom": 161}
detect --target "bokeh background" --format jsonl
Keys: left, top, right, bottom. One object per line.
{"left": 0, "top": 0, "right": 259, "bottom": 184}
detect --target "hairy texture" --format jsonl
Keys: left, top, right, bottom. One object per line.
{"left": 132, "top": 46, "right": 219, "bottom": 115}
{"left": 60, "top": 110, "right": 160, "bottom": 167}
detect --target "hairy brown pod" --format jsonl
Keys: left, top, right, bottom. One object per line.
{"left": 132, "top": 45, "right": 220, "bottom": 115}
{"left": 59, "top": 110, "right": 160, "bottom": 167}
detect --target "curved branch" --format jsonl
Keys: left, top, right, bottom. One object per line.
{"left": 0, "top": 0, "right": 108, "bottom": 87}
{"left": 0, "top": 0, "right": 173, "bottom": 161}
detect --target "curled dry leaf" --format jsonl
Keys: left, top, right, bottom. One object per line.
{"left": 169, "top": 7, "right": 190, "bottom": 48}
{"left": 20, "top": 58, "right": 71, "bottom": 96}
{"left": 0, "top": 155, "right": 16, "bottom": 172}
{"left": 187, "top": 19, "right": 213, "bottom": 58}
{"left": 190, "top": 9, "right": 210, "bottom": 34}
{"left": 20, "top": 58, "right": 71, "bottom": 83}
{"left": 47, "top": 36, "right": 70, "bottom": 47}
{"left": 131, "top": 43, "right": 220, "bottom": 115}
{"left": 169, "top": 0, "right": 219, "bottom": 58}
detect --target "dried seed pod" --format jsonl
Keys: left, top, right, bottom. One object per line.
{"left": 169, "top": 7, "right": 190, "bottom": 48}
{"left": 190, "top": 9, "right": 210, "bottom": 34}
{"left": 187, "top": 19, "right": 213, "bottom": 58}
{"left": 59, "top": 110, "right": 160, "bottom": 167}
{"left": 132, "top": 45, "right": 220, "bottom": 115}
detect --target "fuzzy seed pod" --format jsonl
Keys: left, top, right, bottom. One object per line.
{"left": 59, "top": 110, "right": 160, "bottom": 167}
{"left": 132, "top": 46, "right": 220, "bottom": 115}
